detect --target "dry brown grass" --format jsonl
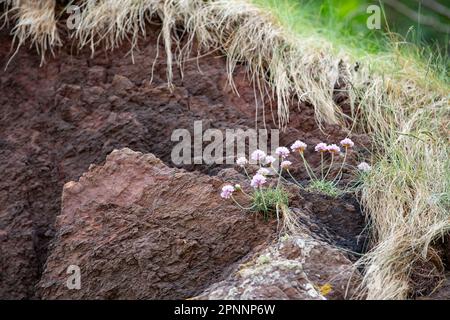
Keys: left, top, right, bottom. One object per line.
{"left": 3, "top": 0, "right": 344, "bottom": 128}
{"left": 1, "top": 0, "right": 449, "bottom": 299}
{"left": 1, "top": 0, "right": 61, "bottom": 66}
{"left": 351, "top": 53, "right": 449, "bottom": 298}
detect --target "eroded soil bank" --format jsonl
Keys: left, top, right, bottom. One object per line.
{"left": 0, "top": 25, "right": 369, "bottom": 299}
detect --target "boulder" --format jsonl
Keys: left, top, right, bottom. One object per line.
{"left": 194, "top": 232, "right": 360, "bottom": 300}
{"left": 38, "top": 149, "right": 275, "bottom": 299}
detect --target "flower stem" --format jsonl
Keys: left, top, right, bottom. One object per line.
{"left": 231, "top": 196, "right": 255, "bottom": 210}
{"left": 332, "top": 147, "right": 348, "bottom": 184}
{"left": 320, "top": 152, "right": 324, "bottom": 179}
{"left": 243, "top": 166, "right": 251, "bottom": 181}
{"left": 239, "top": 187, "right": 253, "bottom": 198}
{"left": 324, "top": 154, "right": 334, "bottom": 180}
{"left": 287, "top": 170, "right": 304, "bottom": 188}
{"left": 259, "top": 188, "right": 269, "bottom": 213}
{"left": 275, "top": 203, "right": 280, "bottom": 228}
{"left": 276, "top": 165, "right": 283, "bottom": 189}
{"left": 300, "top": 152, "right": 318, "bottom": 180}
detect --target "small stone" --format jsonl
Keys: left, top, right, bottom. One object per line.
{"left": 112, "top": 74, "right": 134, "bottom": 92}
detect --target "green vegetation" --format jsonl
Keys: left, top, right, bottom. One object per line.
{"left": 252, "top": 0, "right": 449, "bottom": 82}
{"left": 252, "top": 187, "right": 290, "bottom": 220}
{"left": 307, "top": 179, "right": 341, "bottom": 197}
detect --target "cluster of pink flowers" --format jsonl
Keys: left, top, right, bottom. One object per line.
{"left": 326, "top": 144, "right": 341, "bottom": 154}
{"left": 250, "top": 173, "right": 267, "bottom": 188}
{"left": 291, "top": 140, "right": 307, "bottom": 153}
{"left": 340, "top": 138, "right": 355, "bottom": 148}
{"left": 257, "top": 167, "right": 271, "bottom": 176}
{"left": 314, "top": 139, "right": 355, "bottom": 154}
{"left": 314, "top": 142, "right": 328, "bottom": 152}
{"left": 220, "top": 137, "right": 369, "bottom": 200}
{"left": 236, "top": 157, "right": 248, "bottom": 167}
{"left": 251, "top": 150, "right": 266, "bottom": 162}
{"left": 264, "top": 155, "right": 276, "bottom": 165}
{"left": 275, "top": 147, "right": 290, "bottom": 159}
{"left": 220, "top": 185, "right": 235, "bottom": 199}
{"left": 280, "top": 160, "right": 292, "bottom": 169}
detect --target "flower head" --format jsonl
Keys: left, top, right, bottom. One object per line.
{"left": 327, "top": 144, "right": 341, "bottom": 154}
{"left": 280, "top": 160, "right": 292, "bottom": 169}
{"left": 250, "top": 173, "right": 267, "bottom": 189}
{"left": 236, "top": 157, "right": 248, "bottom": 167}
{"left": 340, "top": 138, "right": 355, "bottom": 148}
{"left": 275, "top": 147, "right": 290, "bottom": 159}
{"left": 315, "top": 142, "right": 328, "bottom": 153}
{"left": 251, "top": 149, "right": 266, "bottom": 162}
{"left": 291, "top": 140, "right": 307, "bottom": 153}
{"left": 357, "top": 162, "right": 372, "bottom": 172}
{"left": 257, "top": 167, "right": 271, "bottom": 176}
{"left": 234, "top": 184, "right": 242, "bottom": 191}
{"left": 220, "top": 185, "right": 235, "bottom": 199}
{"left": 264, "top": 155, "right": 276, "bottom": 165}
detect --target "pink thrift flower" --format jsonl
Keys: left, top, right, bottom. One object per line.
{"left": 315, "top": 142, "right": 328, "bottom": 152}
{"left": 327, "top": 144, "right": 341, "bottom": 154}
{"left": 264, "top": 155, "right": 276, "bottom": 165}
{"left": 220, "top": 185, "right": 235, "bottom": 199}
{"left": 250, "top": 173, "right": 267, "bottom": 189}
{"left": 251, "top": 149, "right": 266, "bottom": 162}
{"left": 275, "top": 147, "right": 290, "bottom": 159}
{"left": 257, "top": 167, "right": 271, "bottom": 176}
{"left": 340, "top": 138, "right": 355, "bottom": 148}
{"left": 280, "top": 160, "right": 292, "bottom": 169}
{"left": 357, "top": 162, "right": 372, "bottom": 172}
{"left": 291, "top": 140, "right": 307, "bottom": 153}
{"left": 236, "top": 157, "right": 248, "bottom": 167}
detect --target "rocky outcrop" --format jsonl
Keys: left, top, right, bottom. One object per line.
{"left": 37, "top": 148, "right": 363, "bottom": 300}
{"left": 38, "top": 149, "right": 275, "bottom": 299}
{"left": 194, "top": 222, "right": 361, "bottom": 300}
{"left": 0, "top": 26, "right": 264, "bottom": 298}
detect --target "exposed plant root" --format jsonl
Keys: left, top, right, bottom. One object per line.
{"left": 1, "top": 0, "right": 61, "bottom": 66}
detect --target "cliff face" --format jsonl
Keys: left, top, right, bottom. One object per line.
{"left": 0, "top": 25, "right": 259, "bottom": 299}
{"left": 0, "top": 25, "right": 367, "bottom": 299}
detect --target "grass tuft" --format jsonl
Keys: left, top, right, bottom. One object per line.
{"left": 252, "top": 187, "right": 289, "bottom": 221}
{"left": 2, "top": 0, "right": 61, "bottom": 66}
{"left": 307, "top": 179, "right": 341, "bottom": 198}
